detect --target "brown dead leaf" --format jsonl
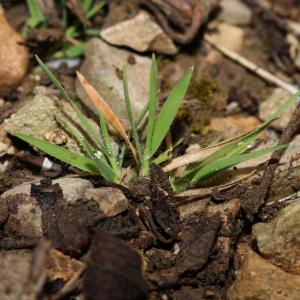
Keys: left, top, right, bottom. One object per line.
{"left": 76, "top": 71, "right": 139, "bottom": 164}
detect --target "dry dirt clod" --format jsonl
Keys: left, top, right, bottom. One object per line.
{"left": 84, "top": 187, "right": 129, "bottom": 217}
{"left": 84, "top": 230, "right": 149, "bottom": 300}
{"left": 0, "top": 5, "right": 29, "bottom": 96}
{"left": 228, "top": 250, "right": 300, "bottom": 300}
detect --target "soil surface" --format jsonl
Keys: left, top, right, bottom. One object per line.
{"left": 1, "top": 1, "right": 300, "bottom": 300}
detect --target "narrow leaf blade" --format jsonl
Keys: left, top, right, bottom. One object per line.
{"left": 191, "top": 144, "right": 287, "bottom": 183}
{"left": 150, "top": 66, "right": 193, "bottom": 157}
{"left": 144, "top": 54, "right": 158, "bottom": 159}
{"left": 76, "top": 71, "right": 139, "bottom": 163}
{"left": 12, "top": 133, "right": 99, "bottom": 174}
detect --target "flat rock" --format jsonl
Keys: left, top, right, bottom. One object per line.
{"left": 75, "top": 38, "right": 151, "bottom": 130}
{"left": 210, "top": 115, "right": 262, "bottom": 140}
{"left": 0, "top": 250, "right": 32, "bottom": 300}
{"left": 84, "top": 187, "right": 128, "bottom": 217}
{"left": 259, "top": 88, "right": 295, "bottom": 130}
{"left": 0, "top": 6, "right": 29, "bottom": 96}
{"left": 4, "top": 94, "right": 87, "bottom": 153}
{"left": 101, "top": 10, "right": 177, "bottom": 55}
{"left": 207, "top": 23, "right": 245, "bottom": 53}
{"left": 228, "top": 250, "right": 300, "bottom": 300}
{"left": 219, "top": 0, "right": 252, "bottom": 26}
{"left": 1, "top": 177, "right": 94, "bottom": 203}
{"left": 252, "top": 199, "right": 300, "bottom": 274}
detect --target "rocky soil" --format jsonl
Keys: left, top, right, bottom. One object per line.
{"left": 1, "top": 0, "right": 300, "bottom": 299}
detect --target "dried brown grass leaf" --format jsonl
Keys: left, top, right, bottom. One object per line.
{"left": 76, "top": 71, "right": 138, "bottom": 164}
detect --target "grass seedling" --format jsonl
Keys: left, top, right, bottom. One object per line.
{"left": 12, "top": 55, "right": 300, "bottom": 192}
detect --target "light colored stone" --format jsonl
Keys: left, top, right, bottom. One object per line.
{"left": 0, "top": 141, "right": 14, "bottom": 157}
{"left": 101, "top": 11, "right": 177, "bottom": 55}
{"left": 228, "top": 250, "right": 300, "bottom": 300}
{"left": 210, "top": 115, "right": 262, "bottom": 140}
{"left": 0, "top": 6, "right": 29, "bottom": 95}
{"left": 259, "top": 88, "right": 295, "bottom": 130}
{"left": 4, "top": 94, "right": 90, "bottom": 153}
{"left": 84, "top": 187, "right": 128, "bottom": 217}
{"left": 207, "top": 23, "right": 245, "bottom": 53}
{"left": 75, "top": 38, "right": 151, "bottom": 130}
{"left": 1, "top": 177, "right": 94, "bottom": 203}
{"left": 252, "top": 199, "right": 300, "bottom": 274}
{"left": 219, "top": 0, "right": 252, "bottom": 26}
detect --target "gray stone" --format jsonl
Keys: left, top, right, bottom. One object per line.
{"left": 1, "top": 177, "right": 94, "bottom": 203}
{"left": 219, "top": 0, "right": 252, "bottom": 26}
{"left": 0, "top": 178, "right": 94, "bottom": 241}
{"left": 101, "top": 11, "right": 177, "bottom": 55}
{"left": 259, "top": 88, "right": 295, "bottom": 131}
{"left": 228, "top": 250, "right": 300, "bottom": 300}
{"left": 4, "top": 94, "right": 93, "bottom": 153}
{"left": 252, "top": 199, "right": 300, "bottom": 274}
{"left": 75, "top": 38, "right": 151, "bottom": 130}
{"left": 84, "top": 187, "right": 128, "bottom": 217}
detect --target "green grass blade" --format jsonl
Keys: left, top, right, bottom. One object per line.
{"left": 134, "top": 101, "right": 149, "bottom": 129}
{"left": 99, "top": 112, "right": 120, "bottom": 174}
{"left": 191, "top": 144, "right": 287, "bottom": 184}
{"left": 12, "top": 133, "right": 99, "bottom": 174}
{"left": 80, "top": 137, "right": 118, "bottom": 182}
{"left": 85, "top": 1, "right": 105, "bottom": 19}
{"left": 53, "top": 43, "right": 86, "bottom": 59}
{"left": 57, "top": 114, "right": 117, "bottom": 182}
{"left": 35, "top": 55, "right": 103, "bottom": 148}
{"left": 149, "top": 66, "right": 193, "bottom": 157}
{"left": 144, "top": 54, "right": 158, "bottom": 161}
{"left": 83, "top": 0, "right": 93, "bottom": 13}
{"left": 201, "top": 118, "right": 275, "bottom": 168}
{"left": 123, "top": 66, "right": 143, "bottom": 162}
{"left": 26, "top": 0, "right": 46, "bottom": 28}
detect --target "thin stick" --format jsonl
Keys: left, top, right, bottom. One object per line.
{"left": 204, "top": 35, "right": 298, "bottom": 94}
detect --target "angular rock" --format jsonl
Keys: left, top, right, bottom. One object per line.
{"left": 259, "top": 88, "right": 294, "bottom": 130}
{"left": 252, "top": 199, "right": 300, "bottom": 274}
{"left": 206, "top": 23, "right": 245, "bottom": 53}
{"left": 75, "top": 38, "right": 151, "bottom": 130}
{"left": 101, "top": 11, "right": 177, "bottom": 55}
{"left": 1, "top": 177, "right": 94, "bottom": 203}
{"left": 47, "top": 248, "right": 84, "bottom": 282}
{"left": 228, "top": 250, "right": 300, "bottom": 300}
{"left": 4, "top": 94, "right": 90, "bottom": 153}
{"left": 0, "top": 250, "right": 32, "bottom": 300}
{"left": 84, "top": 187, "right": 128, "bottom": 217}
{"left": 219, "top": 0, "right": 252, "bottom": 26}
{"left": 210, "top": 115, "right": 262, "bottom": 140}
{"left": 0, "top": 6, "right": 29, "bottom": 95}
